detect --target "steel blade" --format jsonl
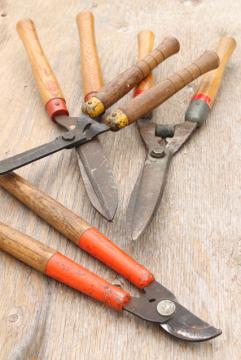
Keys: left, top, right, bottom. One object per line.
{"left": 0, "top": 136, "right": 70, "bottom": 174}
{"left": 75, "top": 139, "right": 118, "bottom": 220}
{"left": 125, "top": 281, "right": 221, "bottom": 342}
{"left": 127, "top": 151, "right": 172, "bottom": 240}
{"left": 0, "top": 117, "right": 109, "bottom": 174}
{"left": 160, "top": 304, "right": 222, "bottom": 342}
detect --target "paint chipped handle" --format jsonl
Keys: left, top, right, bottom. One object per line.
{"left": 76, "top": 11, "right": 104, "bottom": 101}
{"left": 134, "top": 30, "right": 155, "bottom": 96}
{"left": 0, "top": 173, "right": 155, "bottom": 289}
{"left": 104, "top": 50, "right": 220, "bottom": 130}
{"left": 17, "top": 19, "right": 69, "bottom": 119}
{"left": 79, "top": 227, "right": 155, "bottom": 288}
{"left": 82, "top": 36, "right": 180, "bottom": 117}
{"left": 185, "top": 36, "right": 236, "bottom": 126}
{"left": 0, "top": 222, "right": 130, "bottom": 311}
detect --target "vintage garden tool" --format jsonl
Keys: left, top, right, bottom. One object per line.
{"left": 127, "top": 34, "right": 236, "bottom": 240}
{"left": 16, "top": 15, "right": 118, "bottom": 220}
{"left": 0, "top": 172, "right": 221, "bottom": 342}
{"left": 0, "top": 49, "right": 219, "bottom": 174}
{"left": 0, "top": 19, "right": 181, "bottom": 172}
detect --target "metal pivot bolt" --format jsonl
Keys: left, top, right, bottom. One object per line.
{"left": 151, "top": 149, "right": 165, "bottom": 158}
{"left": 157, "top": 299, "right": 176, "bottom": 316}
{"left": 62, "top": 133, "right": 76, "bottom": 141}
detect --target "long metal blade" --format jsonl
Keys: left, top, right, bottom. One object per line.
{"left": 0, "top": 117, "right": 109, "bottom": 174}
{"left": 0, "top": 136, "right": 69, "bottom": 174}
{"left": 125, "top": 281, "right": 221, "bottom": 342}
{"left": 127, "top": 151, "right": 172, "bottom": 240}
{"left": 75, "top": 139, "right": 118, "bottom": 220}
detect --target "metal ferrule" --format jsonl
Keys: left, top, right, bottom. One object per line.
{"left": 185, "top": 99, "right": 210, "bottom": 127}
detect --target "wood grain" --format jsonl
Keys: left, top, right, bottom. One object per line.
{"left": 83, "top": 36, "right": 180, "bottom": 117}
{"left": 193, "top": 36, "right": 236, "bottom": 106}
{"left": 0, "top": 173, "right": 90, "bottom": 245}
{"left": 134, "top": 30, "right": 155, "bottom": 94}
{"left": 0, "top": 222, "right": 55, "bottom": 272}
{"left": 0, "top": 1, "right": 241, "bottom": 359}
{"left": 76, "top": 11, "right": 104, "bottom": 100}
{"left": 17, "top": 19, "right": 65, "bottom": 107}
{"left": 105, "top": 50, "right": 220, "bottom": 129}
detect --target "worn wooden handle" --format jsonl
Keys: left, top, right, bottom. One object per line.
{"left": 17, "top": 19, "right": 68, "bottom": 118}
{"left": 76, "top": 11, "right": 104, "bottom": 101}
{"left": 185, "top": 36, "right": 236, "bottom": 126}
{"left": 0, "top": 173, "right": 154, "bottom": 289}
{"left": 0, "top": 222, "right": 130, "bottom": 310}
{"left": 134, "top": 30, "right": 155, "bottom": 96}
{"left": 82, "top": 36, "right": 180, "bottom": 117}
{"left": 104, "top": 50, "right": 220, "bottom": 130}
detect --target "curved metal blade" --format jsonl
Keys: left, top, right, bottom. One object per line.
{"left": 125, "top": 281, "right": 221, "bottom": 342}
{"left": 160, "top": 304, "right": 222, "bottom": 342}
{"left": 127, "top": 151, "right": 172, "bottom": 240}
{"left": 75, "top": 139, "right": 118, "bottom": 221}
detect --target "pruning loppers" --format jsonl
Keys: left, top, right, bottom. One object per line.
{"left": 0, "top": 172, "right": 221, "bottom": 342}
{"left": 0, "top": 25, "right": 220, "bottom": 184}
{"left": 127, "top": 33, "right": 236, "bottom": 240}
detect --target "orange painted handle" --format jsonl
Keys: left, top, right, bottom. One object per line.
{"left": 76, "top": 11, "right": 104, "bottom": 101}
{"left": 0, "top": 173, "right": 155, "bottom": 290}
{"left": 46, "top": 253, "right": 130, "bottom": 311}
{"left": 17, "top": 19, "right": 69, "bottom": 118}
{"left": 134, "top": 30, "right": 155, "bottom": 96}
{"left": 79, "top": 227, "right": 155, "bottom": 289}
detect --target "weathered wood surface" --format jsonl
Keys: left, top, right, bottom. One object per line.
{"left": 0, "top": 0, "right": 240, "bottom": 359}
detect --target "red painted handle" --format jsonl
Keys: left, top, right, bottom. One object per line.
{"left": 79, "top": 228, "right": 155, "bottom": 289}
{"left": 46, "top": 253, "right": 131, "bottom": 311}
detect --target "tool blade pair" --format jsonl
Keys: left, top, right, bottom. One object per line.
{"left": 127, "top": 34, "right": 236, "bottom": 240}
{"left": 0, "top": 173, "right": 221, "bottom": 342}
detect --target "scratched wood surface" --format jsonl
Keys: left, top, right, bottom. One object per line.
{"left": 0, "top": 0, "right": 240, "bottom": 359}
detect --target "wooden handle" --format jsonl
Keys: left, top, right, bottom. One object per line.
{"left": 82, "top": 36, "right": 180, "bottom": 117}
{"left": 0, "top": 222, "right": 130, "bottom": 311}
{"left": 76, "top": 11, "right": 104, "bottom": 101}
{"left": 0, "top": 173, "right": 154, "bottom": 289}
{"left": 104, "top": 50, "right": 220, "bottom": 130}
{"left": 0, "top": 222, "right": 55, "bottom": 272}
{"left": 17, "top": 19, "right": 68, "bottom": 118}
{"left": 134, "top": 30, "right": 155, "bottom": 96}
{"left": 185, "top": 36, "right": 236, "bottom": 126}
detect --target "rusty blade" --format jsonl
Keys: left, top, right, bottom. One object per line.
{"left": 125, "top": 280, "right": 221, "bottom": 341}
{"left": 75, "top": 139, "right": 118, "bottom": 220}
{"left": 126, "top": 151, "right": 172, "bottom": 240}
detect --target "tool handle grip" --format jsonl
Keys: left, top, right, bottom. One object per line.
{"left": 104, "top": 50, "right": 220, "bottom": 130}
{"left": 76, "top": 11, "right": 104, "bottom": 101}
{"left": 0, "top": 173, "right": 155, "bottom": 289}
{"left": 185, "top": 36, "right": 236, "bottom": 126}
{"left": 0, "top": 222, "right": 130, "bottom": 311}
{"left": 134, "top": 30, "right": 155, "bottom": 96}
{"left": 17, "top": 19, "right": 69, "bottom": 118}
{"left": 82, "top": 36, "right": 180, "bottom": 117}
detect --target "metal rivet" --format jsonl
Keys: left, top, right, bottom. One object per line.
{"left": 62, "top": 133, "right": 75, "bottom": 141}
{"left": 151, "top": 150, "right": 165, "bottom": 158}
{"left": 157, "top": 300, "right": 176, "bottom": 317}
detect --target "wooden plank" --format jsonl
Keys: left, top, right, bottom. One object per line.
{"left": 0, "top": 0, "right": 240, "bottom": 358}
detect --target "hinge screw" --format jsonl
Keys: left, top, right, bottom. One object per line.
{"left": 157, "top": 300, "right": 176, "bottom": 316}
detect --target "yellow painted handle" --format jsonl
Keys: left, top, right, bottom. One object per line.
{"left": 193, "top": 36, "right": 236, "bottom": 107}
{"left": 134, "top": 30, "right": 155, "bottom": 95}
{"left": 76, "top": 11, "right": 104, "bottom": 101}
